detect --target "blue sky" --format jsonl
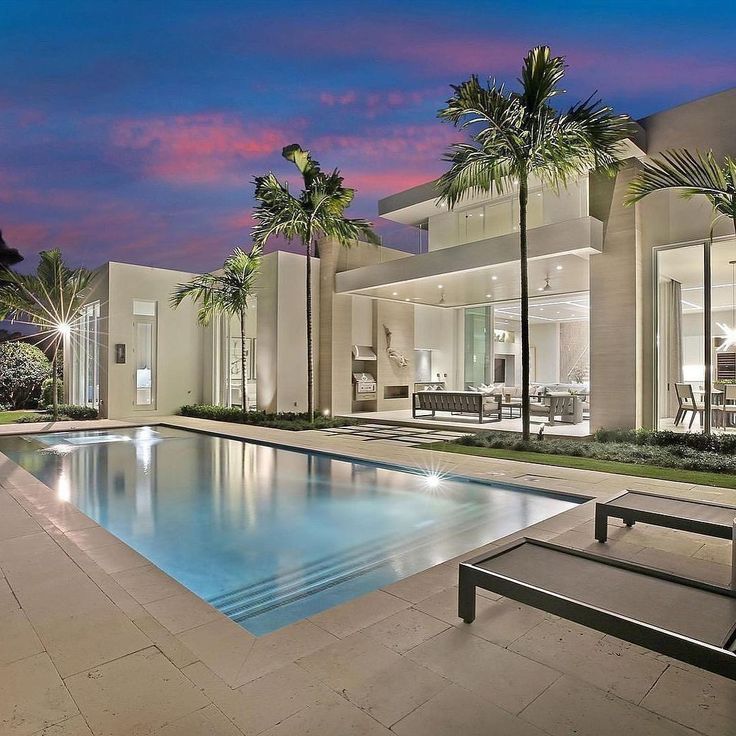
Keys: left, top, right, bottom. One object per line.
{"left": 1, "top": 0, "right": 734, "bottom": 271}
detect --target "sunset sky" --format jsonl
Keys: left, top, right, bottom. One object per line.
{"left": 2, "top": 0, "right": 734, "bottom": 272}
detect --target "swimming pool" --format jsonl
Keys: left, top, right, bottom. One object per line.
{"left": 0, "top": 426, "right": 580, "bottom": 634}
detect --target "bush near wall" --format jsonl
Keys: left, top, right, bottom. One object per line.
{"left": 178, "top": 404, "right": 360, "bottom": 431}
{"left": 454, "top": 430, "right": 736, "bottom": 475}
{"left": 16, "top": 404, "right": 99, "bottom": 423}
{"left": 0, "top": 342, "right": 51, "bottom": 409}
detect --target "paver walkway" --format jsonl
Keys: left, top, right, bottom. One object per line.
{"left": 0, "top": 415, "right": 734, "bottom": 735}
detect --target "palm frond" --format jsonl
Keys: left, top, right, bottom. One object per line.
{"left": 518, "top": 46, "right": 565, "bottom": 113}
{"left": 625, "top": 150, "right": 736, "bottom": 220}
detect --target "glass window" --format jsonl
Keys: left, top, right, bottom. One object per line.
{"left": 72, "top": 301, "right": 100, "bottom": 407}
{"left": 132, "top": 301, "right": 157, "bottom": 408}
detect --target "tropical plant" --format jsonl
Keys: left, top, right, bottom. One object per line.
{"left": 0, "top": 230, "right": 23, "bottom": 271}
{"left": 437, "top": 45, "right": 635, "bottom": 440}
{"left": 171, "top": 244, "right": 262, "bottom": 415}
{"left": 626, "top": 149, "right": 736, "bottom": 235}
{"left": 0, "top": 249, "right": 91, "bottom": 420}
{"left": 0, "top": 341, "right": 51, "bottom": 409}
{"left": 252, "top": 144, "right": 379, "bottom": 421}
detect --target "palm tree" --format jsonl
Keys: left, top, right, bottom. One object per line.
{"left": 626, "top": 149, "right": 736, "bottom": 435}
{"left": 171, "top": 244, "right": 262, "bottom": 415}
{"left": 0, "top": 249, "right": 91, "bottom": 420}
{"left": 252, "top": 144, "right": 378, "bottom": 421}
{"left": 0, "top": 230, "right": 23, "bottom": 271}
{"left": 437, "top": 45, "right": 635, "bottom": 440}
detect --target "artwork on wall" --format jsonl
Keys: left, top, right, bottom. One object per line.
{"left": 384, "top": 325, "right": 408, "bottom": 367}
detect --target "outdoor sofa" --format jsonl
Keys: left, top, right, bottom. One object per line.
{"left": 412, "top": 390, "right": 501, "bottom": 423}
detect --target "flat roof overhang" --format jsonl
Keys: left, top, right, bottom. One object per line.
{"left": 336, "top": 216, "right": 601, "bottom": 304}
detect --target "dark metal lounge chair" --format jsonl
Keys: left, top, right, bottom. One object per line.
{"left": 595, "top": 490, "right": 736, "bottom": 543}
{"left": 412, "top": 391, "right": 501, "bottom": 424}
{"left": 458, "top": 538, "right": 736, "bottom": 680}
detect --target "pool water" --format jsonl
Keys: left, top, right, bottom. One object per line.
{"left": 0, "top": 426, "right": 579, "bottom": 634}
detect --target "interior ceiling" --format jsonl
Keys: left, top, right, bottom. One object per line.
{"left": 658, "top": 238, "right": 736, "bottom": 313}
{"left": 351, "top": 252, "right": 589, "bottom": 309}
{"left": 491, "top": 292, "right": 589, "bottom": 326}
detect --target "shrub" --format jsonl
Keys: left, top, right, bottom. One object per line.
{"left": 178, "top": 404, "right": 359, "bottom": 431}
{"left": 0, "top": 342, "right": 51, "bottom": 409}
{"left": 15, "top": 404, "right": 98, "bottom": 423}
{"left": 454, "top": 431, "right": 736, "bottom": 475}
{"left": 593, "top": 427, "right": 736, "bottom": 455}
{"left": 41, "top": 377, "right": 63, "bottom": 407}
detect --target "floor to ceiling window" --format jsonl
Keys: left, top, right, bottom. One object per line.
{"left": 655, "top": 238, "right": 736, "bottom": 432}
{"left": 133, "top": 300, "right": 157, "bottom": 408}
{"left": 71, "top": 301, "right": 100, "bottom": 408}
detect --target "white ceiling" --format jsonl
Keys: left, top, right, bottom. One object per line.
{"left": 351, "top": 252, "right": 590, "bottom": 309}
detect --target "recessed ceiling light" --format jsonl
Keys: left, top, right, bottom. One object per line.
{"left": 437, "top": 284, "right": 443, "bottom": 288}
{"left": 479, "top": 213, "right": 484, "bottom": 217}
{"left": 405, "top": 298, "right": 411, "bottom": 302}
{"left": 491, "top": 275, "right": 498, "bottom": 281}
{"left": 556, "top": 265, "right": 563, "bottom": 271}
{"left": 537, "top": 287, "right": 544, "bottom": 292}
{"left": 392, "top": 292, "right": 398, "bottom": 296}
{"left": 485, "top": 294, "right": 492, "bottom": 298}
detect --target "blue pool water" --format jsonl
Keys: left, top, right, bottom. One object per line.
{"left": 0, "top": 426, "right": 579, "bottom": 634}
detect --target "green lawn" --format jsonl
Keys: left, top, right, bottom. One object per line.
{"left": 0, "top": 410, "right": 40, "bottom": 425}
{"left": 425, "top": 442, "right": 736, "bottom": 490}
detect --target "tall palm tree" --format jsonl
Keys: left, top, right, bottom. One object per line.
{"left": 171, "top": 244, "right": 262, "bottom": 415}
{"left": 438, "top": 45, "right": 635, "bottom": 440}
{"left": 252, "top": 144, "right": 378, "bottom": 421}
{"left": 626, "top": 149, "right": 736, "bottom": 435}
{"left": 0, "top": 249, "right": 91, "bottom": 420}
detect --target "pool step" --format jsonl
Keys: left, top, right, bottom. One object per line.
{"left": 208, "top": 504, "right": 494, "bottom": 623}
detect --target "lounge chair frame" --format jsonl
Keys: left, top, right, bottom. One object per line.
{"left": 595, "top": 490, "right": 736, "bottom": 543}
{"left": 458, "top": 537, "right": 736, "bottom": 680}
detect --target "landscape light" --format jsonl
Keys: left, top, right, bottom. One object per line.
{"left": 56, "top": 322, "right": 72, "bottom": 337}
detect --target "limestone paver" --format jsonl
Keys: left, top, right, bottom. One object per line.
{"left": 65, "top": 647, "right": 209, "bottom": 736}
{"left": 359, "top": 607, "right": 450, "bottom": 653}
{"left": 184, "top": 660, "right": 336, "bottom": 735}
{"left": 1, "top": 417, "right": 735, "bottom": 736}
{"left": 405, "top": 626, "right": 560, "bottom": 715}
{"left": 143, "top": 591, "right": 222, "bottom": 634}
{"left": 520, "top": 674, "right": 697, "bottom": 736}
{"left": 308, "top": 589, "right": 410, "bottom": 638}
{"left": 297, "top": 631, "right": 449, "bottom": 727}
{"left": 177, "top": 616, "right": 256, "bottom": 686}
{"left": 258, "top": 694, "right": 393, "bottom": 736}
{"left": 640, "top": 664, "right": 736, "bottom": 736}
{"left": 153, "top": 704, "right": 243, "bottom": 736}
{"left": 392, "top": 683, "right": 548, "bottom": 736}
{"left": 415, "top": 588, "right": 549, "bottom": 648}
{"left": 0, "top": 608, "right": 44, "bottom": 665}
{"left": 31, "top": 715, "right": 94, "bottom": 735}
{"left": 509, "top": 618, "right": 669, "bottom": 704}
{"left": 0, "top": 652, "right": 78, "bottom": 736}
{"left": 111, "top": 564, "right": 189, "bottom": 605}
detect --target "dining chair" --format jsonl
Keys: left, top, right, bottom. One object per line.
{"left": 674, "top": 383, "right": 704, "bottom": 429}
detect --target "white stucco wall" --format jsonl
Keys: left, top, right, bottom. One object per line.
{"left": 103, "top": 262, "right": 205, "bottom": 419}
{"left": 414, "top": 304, "right": 458, "bottom": 387}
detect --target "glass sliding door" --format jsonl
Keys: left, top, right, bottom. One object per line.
{"left": 132, "top": 301, "right": 157, "bottom": 408}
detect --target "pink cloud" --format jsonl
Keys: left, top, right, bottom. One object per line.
{"left": 110, "top": 114, "right": 299, "bottom": 184}
{"left": 317, "top": 87, "right": 440, "bottom": 117}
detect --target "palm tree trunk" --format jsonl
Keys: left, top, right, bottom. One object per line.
{"left": 305, "top": 236, "right": 314, "bottom": 422}
{"left": 519, "top": 175, "right": 531, "bottom": 442}
{"left": 239, "top": 308, "right": 248, "bottom": 416}
{"left": 51, "top": 345, "right": 59, "bottom": 422}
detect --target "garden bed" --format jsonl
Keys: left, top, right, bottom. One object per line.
{"left": 424, "top": 429, "right": 736, "bottom": 490}
{"left": 178, "top": 404, "right": 360, "bottom": 431}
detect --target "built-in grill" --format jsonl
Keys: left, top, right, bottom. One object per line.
{"left": 353, "top": 372, "right": 377, "bottom": 401}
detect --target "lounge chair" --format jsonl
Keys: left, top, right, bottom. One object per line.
{"left": 458, "top": 538, "right": 736, "bottom": 680}
{"left": 595, "top": 490, "right": 736, "bottom": 544}
{"left": 412, "top": 391, "right": 501, "bottom": 424}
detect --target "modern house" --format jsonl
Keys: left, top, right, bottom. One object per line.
{"left": 66, "top": 88, "right": 736, "bottom": 434}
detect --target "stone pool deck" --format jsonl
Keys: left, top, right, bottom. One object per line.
{"left": 0, "top": 415, "right": 733, "bottom": 735}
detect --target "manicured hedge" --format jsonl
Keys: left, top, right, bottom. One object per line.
{"left": 178, "top": 404, "right": 359, "bottom": 431}
{"left": 16, "top": 404, "right": 99, "bottom": 423}
{"left": 593, "top": 427, "right": 736, "bottom": 455}
{"left": 455, "top": 431, "right": 736, "bottom": 475}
